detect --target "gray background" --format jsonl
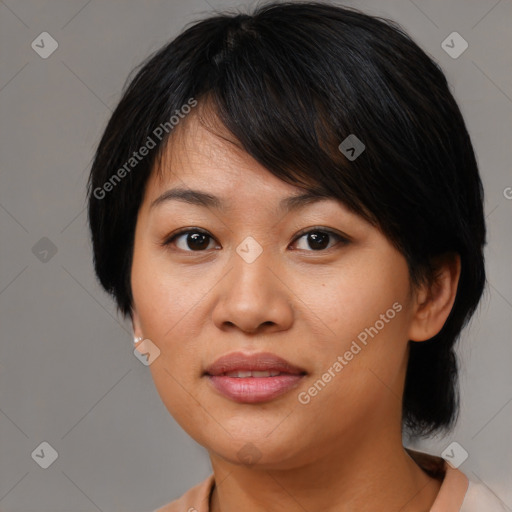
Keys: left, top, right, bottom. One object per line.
{"left": 0, "top": 0, "right": 511, "bottom": 510}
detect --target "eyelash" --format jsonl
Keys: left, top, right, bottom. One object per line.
{"left": 160, "top": 226, "right": 350, "bottom": 253}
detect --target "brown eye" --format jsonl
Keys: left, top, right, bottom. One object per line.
{"left": 163, "top": 229, "right": 218, "bottom": 252}
{"left": 292, "top": 229, "right": 348, "bottom": 251}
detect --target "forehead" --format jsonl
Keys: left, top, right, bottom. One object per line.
{"left": 140, "top": 110, "right": 369, "bottom": 227}
{"left": 137, "top": 111, "right": 375, "bottom": 236}
{"left": 146, "top": 113, "right": 327, "bottom": 207}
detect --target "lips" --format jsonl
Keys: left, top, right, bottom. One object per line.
{"left": 204, "top": 352, "right": 307, "bottom": 403}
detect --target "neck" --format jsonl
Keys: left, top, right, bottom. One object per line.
{"left": 208, "top": 426, "right": 441, "bottom": 512}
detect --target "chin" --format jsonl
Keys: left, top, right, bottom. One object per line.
{"left": 202, "top": 432, "right": 309, "bottom": 470}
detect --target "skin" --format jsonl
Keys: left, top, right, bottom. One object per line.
{"left": 130, "top": 111, "right": 461, "bottom": 512}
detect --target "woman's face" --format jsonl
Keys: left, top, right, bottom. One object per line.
{"left": 131, "top": 116, "right": 418, "bottom": 469}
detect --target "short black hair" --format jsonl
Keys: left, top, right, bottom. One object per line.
{"left": 87, "top": 1, "right": 486, "bottom": 437}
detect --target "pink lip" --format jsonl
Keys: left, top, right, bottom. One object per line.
{"left": 204, "top": 352, "right": 307, "bottom": 404}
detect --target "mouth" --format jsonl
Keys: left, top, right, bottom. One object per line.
{"left": 215, "top": 370, "right": 288, "bottom": 377}
{"left": 204, "top": 352, "right": 307, "bottom": 403}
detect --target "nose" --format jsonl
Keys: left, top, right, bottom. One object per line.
{"left": 211, "top": 247, "right": 294, "bottom": 335}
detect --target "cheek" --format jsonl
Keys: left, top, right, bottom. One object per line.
{"left": 131, "top": 255, "right": 209, "bottom": 435}
{"left": 130, "top": 237, "right": 201, "bottom": 380}
{"left": 291, "top": 252, "right": 411, "bottom": 353}
{"left": 131, "top": 238, "right": 209, "bottom": 339}
{"left": 289, "top": 252, "right": 412, "bottom": 413}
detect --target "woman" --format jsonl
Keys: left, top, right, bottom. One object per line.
{"left": 87, "top": 2, "right": 506, "bottom": 510}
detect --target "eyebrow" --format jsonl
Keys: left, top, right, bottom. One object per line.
{"left": 149, "top": 187, "right": 333, "bottom": 213}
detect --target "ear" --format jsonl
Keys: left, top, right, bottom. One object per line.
{"left": 408, "top": 253, "right": 461, "bottom": 342}
{"left": 131, "top": 307, "right": 144, "bottom": 341}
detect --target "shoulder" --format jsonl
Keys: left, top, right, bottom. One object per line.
{"left": 406, "top": 448, "right": 508, "bottom": 511}
{"left": 460, "top": 480, "right": 509, "bottom": 512}
{"left": 152, "top": 474, "right": 215, "bottom": 512}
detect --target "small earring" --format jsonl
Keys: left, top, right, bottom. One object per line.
{"left": 134, "top": 336, "right": 143, "bottom": 344}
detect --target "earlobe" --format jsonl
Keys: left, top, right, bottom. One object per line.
{"left": 131, "top": 307, "right": 144, "bottom": 342}
{"left": 408, "top": 253, "right": 461, "bottom": 342}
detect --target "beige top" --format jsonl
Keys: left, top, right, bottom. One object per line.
{"left": 153, "top": 450, "right": 508, "bottom": 511}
